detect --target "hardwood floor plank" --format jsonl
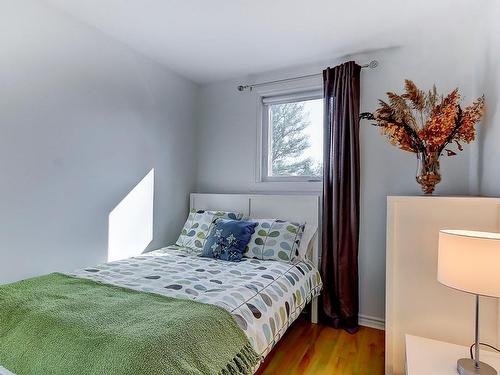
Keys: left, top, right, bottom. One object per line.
{"left": 256, "top": 316, "right": 384, "bottom": 375}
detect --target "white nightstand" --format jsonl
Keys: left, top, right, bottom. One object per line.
{"left": 405, "top": 335, "right": 500, "bottom": 375}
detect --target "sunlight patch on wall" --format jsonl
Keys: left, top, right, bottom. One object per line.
{"left": 108, "top": 169, "right": 154, "bottom": 262}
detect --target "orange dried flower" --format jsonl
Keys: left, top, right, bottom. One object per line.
{"left": 419, "top": 89, "right": 459, "bottom": 150}
{"left": 456, "top": 95, "right": 485, "bottom": 143}
{"left": 365, "top": 81, "right": 484, "bottom": 158}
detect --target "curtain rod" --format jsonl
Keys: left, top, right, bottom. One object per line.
{"left": 237, "top": 60, "right": 378, "bottom": 92}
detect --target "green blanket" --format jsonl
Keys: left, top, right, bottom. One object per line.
{"left": 0, "top": 273, "right": 260, "bottom": 375}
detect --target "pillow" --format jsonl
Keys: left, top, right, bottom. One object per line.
{"left": 297, "top": 223, "right": 317, "bottom": 260}
{"left": 176, "top": 209, "right": 244, "bottom": 250}
{"left": 200, "top": 219, "right": 257, "bottom": 262}
{"left": 243, "top": 219, "right": 305, "bottom": 262}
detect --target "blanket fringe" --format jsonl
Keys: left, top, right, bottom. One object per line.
{"left": 219, "top": 343, "right": 262, "bottom": 375}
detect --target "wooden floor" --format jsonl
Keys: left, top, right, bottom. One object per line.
{"left": 256, "top": 316, "right": 385, "bottom": 375}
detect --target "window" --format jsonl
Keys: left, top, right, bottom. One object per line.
{"left": 260, "top": 91, "right": 323, "bottom": 182}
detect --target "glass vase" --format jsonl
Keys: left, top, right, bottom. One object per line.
{"left": 416, "top": 151, "right": 441, "bottom": 195}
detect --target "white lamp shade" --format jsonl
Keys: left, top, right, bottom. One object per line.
{"left": 438, "top": 230, "right": 500, "bottom": 298}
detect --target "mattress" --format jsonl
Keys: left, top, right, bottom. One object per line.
{"left": 70, "top": 245, "right": 322, "bottom": 358}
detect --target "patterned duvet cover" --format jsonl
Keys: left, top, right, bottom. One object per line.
{"left": 70, "top": 245, "right": 322, "bottom": 357}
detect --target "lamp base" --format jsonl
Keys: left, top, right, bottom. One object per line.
{"left": 458, "top": 358, "right": 497, "bottom": 375}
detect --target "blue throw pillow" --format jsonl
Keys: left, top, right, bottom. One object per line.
{"left": 200, "top": 219, "right": 257, "bottom": 262}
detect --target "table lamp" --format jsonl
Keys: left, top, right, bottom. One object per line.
{"left": 438, "top": 230, "right": 500, "bottom": 375}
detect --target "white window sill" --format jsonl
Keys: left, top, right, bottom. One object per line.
{"left": 253, "top": 180, "right": 323, "bottom": 192}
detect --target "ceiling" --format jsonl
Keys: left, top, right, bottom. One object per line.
{"left": 46, "top": 0, "right": 482, "bottom": 83}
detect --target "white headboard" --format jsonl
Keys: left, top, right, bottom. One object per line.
{"left": 190, "top": 193, "right": 321, "bottom": 323}
{"left": 190, "top": 193, "right": 321, "bottom": 269}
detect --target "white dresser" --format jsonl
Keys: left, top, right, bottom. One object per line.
{"left": 406, "top": 335, "right": 500, "bottom": 375}
{"left": 386, "top": 196, "right": 500, "bottom": 375}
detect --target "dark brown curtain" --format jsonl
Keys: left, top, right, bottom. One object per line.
{"left": 321, "top": 61, "right": 361, "bottom": 332}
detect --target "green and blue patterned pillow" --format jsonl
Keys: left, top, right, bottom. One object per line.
{"left": 243, "top": 219, "right": 305, "bottom": 263}
{"left": 176, "top": 209, "right": 244, "bottom": 251}
{"left": 200, "top": 219, "right": 257, "bottom": 262}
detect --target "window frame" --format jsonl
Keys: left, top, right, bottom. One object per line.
{"left": 259, "top": 89, "right": 324, "bottom": 183}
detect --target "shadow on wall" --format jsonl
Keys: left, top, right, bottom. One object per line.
{"left": 108, "top": 169, "right": 155, "bottom": 262}
{"left": 477, "top": 29, "right": 498, "bottom": 193}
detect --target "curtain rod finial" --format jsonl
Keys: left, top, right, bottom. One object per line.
{"left": 369, "top": 60, "right": 378, "bottom": 69}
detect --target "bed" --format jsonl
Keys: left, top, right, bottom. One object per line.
{"left": 0, "top": 193, "right": 322, "bottom": 375}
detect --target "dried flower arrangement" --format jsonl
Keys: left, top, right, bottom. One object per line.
{"left": 361, "top": 80, "right": 485, "bottom": 194}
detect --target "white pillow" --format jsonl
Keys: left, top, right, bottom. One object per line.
{"left": 297, "top": 223, "right": 317, "bottom": 260}
{"left": 176, "top": 209, "right": 243, "bottom": 250}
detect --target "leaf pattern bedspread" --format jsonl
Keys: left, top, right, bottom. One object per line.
{"left": 70, "top": 246, "right": 322, "bottom": 357}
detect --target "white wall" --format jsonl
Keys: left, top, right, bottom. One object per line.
{"left": 478, "top": 1, "right": 500, "bottom": 196}
{"left": 195, "top": 17, "right": 484, "bottom": 322}
{"left": 0, "top": 0, "right": 198, "bottom": 283}
{"left": 1, "top": 0, "right": 493, "bottom": 325}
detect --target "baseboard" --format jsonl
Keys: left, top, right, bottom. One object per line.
{"left": 359, "top": 314, "right": 385, "bottom": 330}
